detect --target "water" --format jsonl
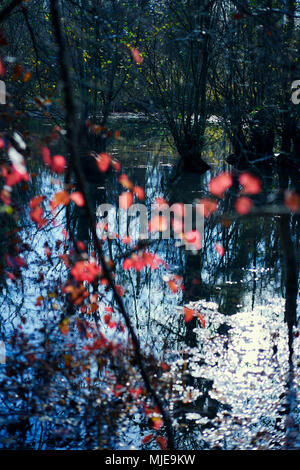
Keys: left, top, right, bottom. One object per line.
{"left": 0, "top": 118, "right": 299, "bottom": 449}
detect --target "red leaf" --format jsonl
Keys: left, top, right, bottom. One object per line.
{"left": 12, "top": 64, "right": 23, "bottom": 80}
{"left": 50, "top": 190, "right": 70, "bottom": 211}
{"left": 115, "top": 285, "right": 125, "bottom": 296}
{"left": 239, "top": 172, "right": 261, "bottom": 194}
{"left": 62, "top": 229, "right": 68, "bottom": 240}
{"left": 168, "top": 280, "right": 178, "bottom": 294}
{"left": 131, "top": 48, "right": 143, "bottom": 64}
{"left": 151, "top": 417, "right": 163, "bottom": 430}
{"left": 23, "top": 72, "right": 32, "bottom": 83}
{"left": 184, "top": 307, "right": 195, "bottom": 323}
{"left": 112, "top": 159, "right": 121, "bottom": 172}
{"left": 149, "top": 215, "right": 168, "bottom": 232}
{"left": 122, "top": 235, "right": 131, "bottom": 244}
{"left": 198, "top": 198, "right": 218, "bottom": 217}
{"left": 119, "top": 174, "right": 133, "bottom": 190}
{"left": 119, "top": 191, "right": 133, "bottom": 209}
{"left": 235, "top": 196, "right": 253, "bottom": 215}
{"left": 285, "top": 192, "right": 300, "bottom": 212}
{"left": 96, "top": 153, "right": 111, "bottom": 172}
{"left": 1, "top": 189, "right": 11, "bottom": 204}
{"left": 185, "top": 230, "right": 202, "bottom": 250}
{"left": 71, "top": 261, "right": 101, "bottom": 283}
{"left": 208, "top": 172, "right": 233, "bottom": 199}
{"left": 41, "top": 146, "right": 51, "bottom": 166}
{"left": 142, "top": 434, "right": 154, "bottom": 445}
{"left": 133, "top": 186, "right": 145, "bottom": 201}
{"left": 30, "top": 206, "right": 44, "bottom": 224}
{"left": 0, "top": 58, "right": 5, "bottom": 76}
{"left": 51, "top": 155, "right": 66, "bottom": 174}
{"left": 156, "top": 436, "right": 167, "bottom": 450}
{"left": 233, "top": 12, "right": 243, "bottom": 20}
{"left": 6, "top": 167, "right": 29, "bottom": 187}
{"left": 77, "top": 241, "right": 86, "bottom": 251}
{"left": 30, "top": 195, "right": 45, "bottom": 209}
{"left": 70, "top": 191, "right": 85, "bottom": 207}
{"left": 197, "top": 313, "right": 206, "bottom": 328}
{"left": 215, "top": 243, "right": 225, "bottom": 257}
{"left": 59, "top": 318, "right": 70, "bottom": 336}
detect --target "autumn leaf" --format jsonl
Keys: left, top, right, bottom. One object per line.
{"left": 151, "top": 416, "right": 163, "bottom": 430}
{"left": 119, "top": 174, "right": 133, "bottom": 190}
{"left": 70, "top": 192, "right": 85, "bottom": 207}
{"left": 198, "top": 198, "right": 218, "bottom": 217}
{"left": 30, "top": 206, "right": 44, "bottom": 224}
{"left": 51, "top": 155, "right": 66, "bottom": 173}
{"left": 184, "top": 230, "right": 202, "bottom": 250}
{"left": 62, "top": 228, "right": 68, "bottom": 240}
{"left": 197, "top": 312, "right": 206, "bottom": 328}
{"left": 208, "top": 172, "right": 233, "bottom": 199}
{"left": 35, "top": 296, "right": 44, "bottom": 306}
{"left": 41, "top": 146, "right": 51, "bottom": 166}
{"left": 239, "top": 172, "right": 261, "bottom": 195}
{"left": 8, "top": 147, "right": 28, "bottom": 180}
{"left": 122, "top": 235, "right": 131, "bottom": 244}
{"left": 130, "top": 47, "right": 143, "bottom": 64}
{"left": 96, "top": 153, "right": 111, "bottom": 172}
{"left": 156, "top": 436, "right": 167, "bottom": 450}
{"left": 233, "top": 12, "right": 244, "bottom": 20}
{"left": 142, "top": 434, "right": 154, "bottom": 445}
{"left": 30, "top": 195, "right": 46, "bottom": 209}
{"left": 115, "top": 130, "right": 122, "bottom": 140}
{"left": 50, "top": 191, "right": 70, "bottom": 211}
{"left": 112, "top": 159, "right": 121, "bottom": 172}
{"left": 119, "top": 191, "right": 133, "bottom": 209}
{"left": 0, "top": 58, "right": 5, "bottom": 76}
{"left": 115, "top": 285, "right": 125, "bottom": 296}
{"left": 235, "top": 196, "right": 253, "bottom": 215}
{"left": 12, "top": 64, "right": 23, "bottom": 80}
{"left": 23, "top": 72, "right": 32, "bottom": 82}
{"left": 149, "top": 215, "right": 168, "bottom": 232}
{"left": 59, "top": 318, "right": 70, "bottom": 335}
{"left": 77, "top": 241, "right": 86, "bottom": 251}
{"left": 285, "top": 192, "right": 300, "bottom": 213}
{"left": 71, "top": 261, "right": 101, "bottom": 283}
{"left": 184, "top": 307, "right": 195, "bottom": 322}
{"left": 133, "top": 186, "right": 145, "bottom": 201}
{"left": 215, "top": 243, "right": 225, "bottom": 257}
{"left": 168, "top": 280, "right": 178, "bottom": 294}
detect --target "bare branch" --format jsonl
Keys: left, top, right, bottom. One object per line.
{"left": 49, "top": 0, "right": 175, "bottom": 450}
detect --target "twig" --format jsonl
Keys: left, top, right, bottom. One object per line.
{"left": 49, "top": 0, "right": 175, "bottom": 450}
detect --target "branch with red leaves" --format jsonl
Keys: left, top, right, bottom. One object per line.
{"left": 49, "top": 0, "right": 175, "bottom": 450}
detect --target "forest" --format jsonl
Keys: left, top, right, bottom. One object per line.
{"left": 0, "top": 0, "right": 299, "bottom": 452}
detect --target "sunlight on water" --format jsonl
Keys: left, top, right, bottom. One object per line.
{"left": 168, "top": 295, "right": 300, "bottom": 449}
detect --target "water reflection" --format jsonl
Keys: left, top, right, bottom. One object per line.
{"left": 0, "top": 121, "right": 299, "bottom": 449}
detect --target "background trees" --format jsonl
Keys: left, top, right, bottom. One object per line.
{"left": 1, "top": 0, "right": 299, "bottom": 178}
{"left": 138, "top": 0, "right": 218, "bottom": 172}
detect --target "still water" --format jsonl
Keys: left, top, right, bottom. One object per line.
{"left": 0, "top": 118, "right": 299, "bottom": 449}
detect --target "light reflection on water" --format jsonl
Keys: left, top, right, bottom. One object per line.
{"left": 170, "top": 297, "right": 299, "bottom": 449}
{"left": 0, "top": 123, "right": 299, "bottom": 449}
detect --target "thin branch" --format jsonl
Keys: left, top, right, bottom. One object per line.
{"left": 49, "top": 0, "right": 175, "bottom": 450}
